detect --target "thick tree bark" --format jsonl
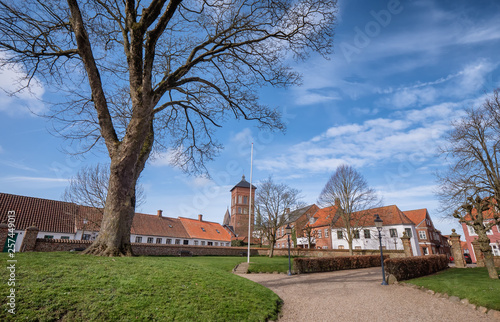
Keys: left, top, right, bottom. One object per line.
{"left": 478, "top": 235, "right": 499, "bottom": 279}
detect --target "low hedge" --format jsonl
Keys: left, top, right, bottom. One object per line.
{"left": 384, "top": 254, "right": 448, "bottom": 281}
{"left": 294, "top": 255, "right": 388, "bottom": 274}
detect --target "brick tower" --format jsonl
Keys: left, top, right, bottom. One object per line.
{"left": 230, "top": 175, "right": 256, "bottom": 241}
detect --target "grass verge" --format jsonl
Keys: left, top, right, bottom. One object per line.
{"left": 0, "top": 252, "right": 281, "bottom": 321}
{"left": 248, "top": 256, "right": 291, "bottom": 274}
{"left": 404, "top": 267, "right": 500, "bottom": 310}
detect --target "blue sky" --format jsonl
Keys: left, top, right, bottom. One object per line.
{"left": 1, "top": 0, "right": 500, "bottom": 235}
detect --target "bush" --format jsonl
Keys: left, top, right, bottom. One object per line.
{"left": 294, "top": 255, "right": 388, "bottom": 274}
{"left": 231, "top": 240, "right": 246, "bottom": 247}
{"left": 384, "top": 254, "right": 448, "bottom": 281}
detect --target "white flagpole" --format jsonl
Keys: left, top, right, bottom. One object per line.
{"left": 247, "top": 143, "right": 254, "bottom": 263}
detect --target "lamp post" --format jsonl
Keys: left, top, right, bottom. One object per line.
{"left": 374, "top": 214, "right": 388, "bottom": 285}
{"left": 285, "top": 224, "right": 292, "bottom": 276}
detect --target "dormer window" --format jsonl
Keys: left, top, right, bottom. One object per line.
{"left": 216, "top": 229, "right": 220, "bottom": 233}
{"left": 201, "top": 227, "right": 206, "bottom": 232}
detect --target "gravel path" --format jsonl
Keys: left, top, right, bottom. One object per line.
{"left": 242, "top": 267, "right": 499, "bottom": 322}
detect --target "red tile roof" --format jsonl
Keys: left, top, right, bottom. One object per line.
{"left": 0, "top": 192, "right": 77, "bottom": 233}
{"left": 0, "top": 192, "right": 211, "bottom": 240}
{"left": 131, "top": 213, "right": 189, "bottom": 238}
{"left": 311, "top": 204, "right": 414, "bottom": 228}
{"left": 403, "top": 209, "right": 427, "bottom": 226}
{"left": 310, "top": 206, "right": 338, "bottom": 228}
{"left": 179, "top": 217, "right": 231, "bottom": 242}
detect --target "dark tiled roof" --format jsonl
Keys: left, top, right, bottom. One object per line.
{"left": 179, "top": 217, "right": 231, "bottom": 242}
{"left": 286, "top": 204, "right": 317, "bottom": 223}
{"left": 230, "top": 175, "right": 257, "bottom": 191}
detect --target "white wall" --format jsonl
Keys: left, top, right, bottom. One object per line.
{"left": 331, "top": 224, "right": 421, "bottom": 256}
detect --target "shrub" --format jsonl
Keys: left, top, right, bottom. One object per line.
{"left": 384, "top": 254, "right": 448, "bottom": 281}
{"left": 231, "top": 240, "right": 245, "bottom": 247}
{"left": 294, "top": 255, "right": 388, "bottom": 274}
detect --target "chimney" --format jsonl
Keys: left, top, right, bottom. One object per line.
{"left": 198, "top": 214, "right": 203, "bottom": 221}
{"left": 157, "top": 210, "right": 163, "bottom": 217}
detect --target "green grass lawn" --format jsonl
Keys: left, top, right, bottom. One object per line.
{"left": 0, "top": 253, "right": 281, "bottom": 321}
{"left": 248, "top": 256, "right": 291, "bottom": 274}
{"left": 404, "top": 267, "right": 500, "bottom": 310}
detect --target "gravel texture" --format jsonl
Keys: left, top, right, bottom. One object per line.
{"left": 241, "top": 267, "right": 499, "bottom": 322}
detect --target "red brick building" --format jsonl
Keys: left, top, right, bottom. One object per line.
{"left": 274, "top": 204, "right": 320, "bottom": 249}
{"left": 228, "top": 175, "right": 256, "bottom": 242}
{"left": 403, "top": 208, "right": 450, "bottom": 256}
{"left": 461, "top": 212, "right": 500, "bottom": 263}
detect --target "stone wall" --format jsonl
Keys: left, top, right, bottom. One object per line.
{"left": 27, "top": 237, "right": 405, "bottom": 258}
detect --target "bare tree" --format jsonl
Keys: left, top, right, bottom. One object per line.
{"left": 0, "top": 0, "right": 337, "bottom": 256}
{"left": 318, "top": 164, "right": 380, "bottom": 255}
{"left": 302, "top": 222, "right": 317, "bottom": 249}
{"left": 62, "top": 164, "right": 145, "bottom": 211}
{"left": 254, "top": 177, "right": 302, "bottom": 257}
{"left": 437, "top": 90, "right": 500, "bottom": 279}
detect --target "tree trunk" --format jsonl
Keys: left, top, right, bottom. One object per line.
{"left": 478, "top": 236, "right": 499, "bottom": 279}
{"left": 83, "top": 123, "right": 154, "bottom": 257}
{"left": 83, "top": 162, "right": 138, "bottom": 256}
{"left": 269, "top": 243, "right": 275, "bottom": 258}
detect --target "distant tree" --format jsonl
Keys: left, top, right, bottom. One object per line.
{"left": 0, "top": 0, "right": 337, "bottom": 256}
{"left": 62, "top": 164, "right": 145, "bottom": 212}
{"left": 302, "top": 223, "right": 317, "bottom": 249}
{"left": 255, "top": 177, "right": 302, "bottom": 258}
{"left": 318, "top": 164, "right": 380, "bottom": 255}
{"left": 437, "top": 90, "right": 500, "bottom": 279}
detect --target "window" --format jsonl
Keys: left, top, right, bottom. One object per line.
{"left": 364, "top": 229, "right": 371, "bottom": 239}
{"left": 44, "top": 235, "right": 54, "bottom": 239}
{"left": 422, "top": 247, "right": 428, "bottom": 255}
{"left": 61, "top": 236, "right": 70, "bottom": 240}
{"left": 355, "top": 246, "right": 361, "bottom": 250}
{"left": 389, "top": 229, "right": 398, "bottom": 238}
{"left": 207, "top": 241, "right": 213, "bottom": 246}
{"left": 243, "top": 196, "right": 248, "bottom": 204}
{"left": 324, "top": 229, "right": 329, "bottom": 238}
{"left": 201, "top": 241, "right": 206, "bottom": 246}
{"left": 135, "top": 236, "right": 142, "bottom": 243}
{"left": 226, "top": 243, "right": 230, "bottom": 246}
{"left": 337, "top": 230, "right": 343, "bottom": 239}
{"left": 201, "top": 227, "right": 206, "bottom": 232}
{"left": 215, "top": 242, "right": 219, "bottom": 246}
{"left": 467, "top": 225, "right": 476, "bottom": 236}
{"left": 156, "top": 238, "right": 162, "bottom": 244}
{"left": 175, "top": 239, "right": 180, "bottom": 245}
{"left": 338, "top": 245, "right": 344, "bottom": 249}
{"left": 238, "top": 207, "right": 242, "bottom": 214}
{"left": 353, "top": 230, "right": 360, "bottom": 239}
{"left": 418, "top": 231, "right": 427, "bottom": 239}
{"left": 322, "top": 246, "right": 328, "bottom": 249}
{"left": 183, "top": 240, "right": 189, "bottom": 245}
{"left": 166, "top": 239, "right": 172, "bottom": 244}
{"left": 404, "top": 228, "right": 412, "bottom": 238}
{"left": 147, "top": 237, "right": 154, "bottom": 243}
{"left": 82, "top": 234, "right": 91, "bottom": 240}
{"left": 317, "top": 230, "right": 322, "bottom": 238}
{"left": 216, "top": 229, "right": 220, "bottom": 233}
{"left": 281, "top": 227, "right": 284, "bottom": 236}
{"left": 194, "top": 240, "right": 199, "bottom": 245}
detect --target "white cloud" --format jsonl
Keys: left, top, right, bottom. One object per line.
{"left": 0, "top": 53, "right": 46, "bottom": 116}
{"left": 256, "top": 99, "right": 459, "bottom": 174}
